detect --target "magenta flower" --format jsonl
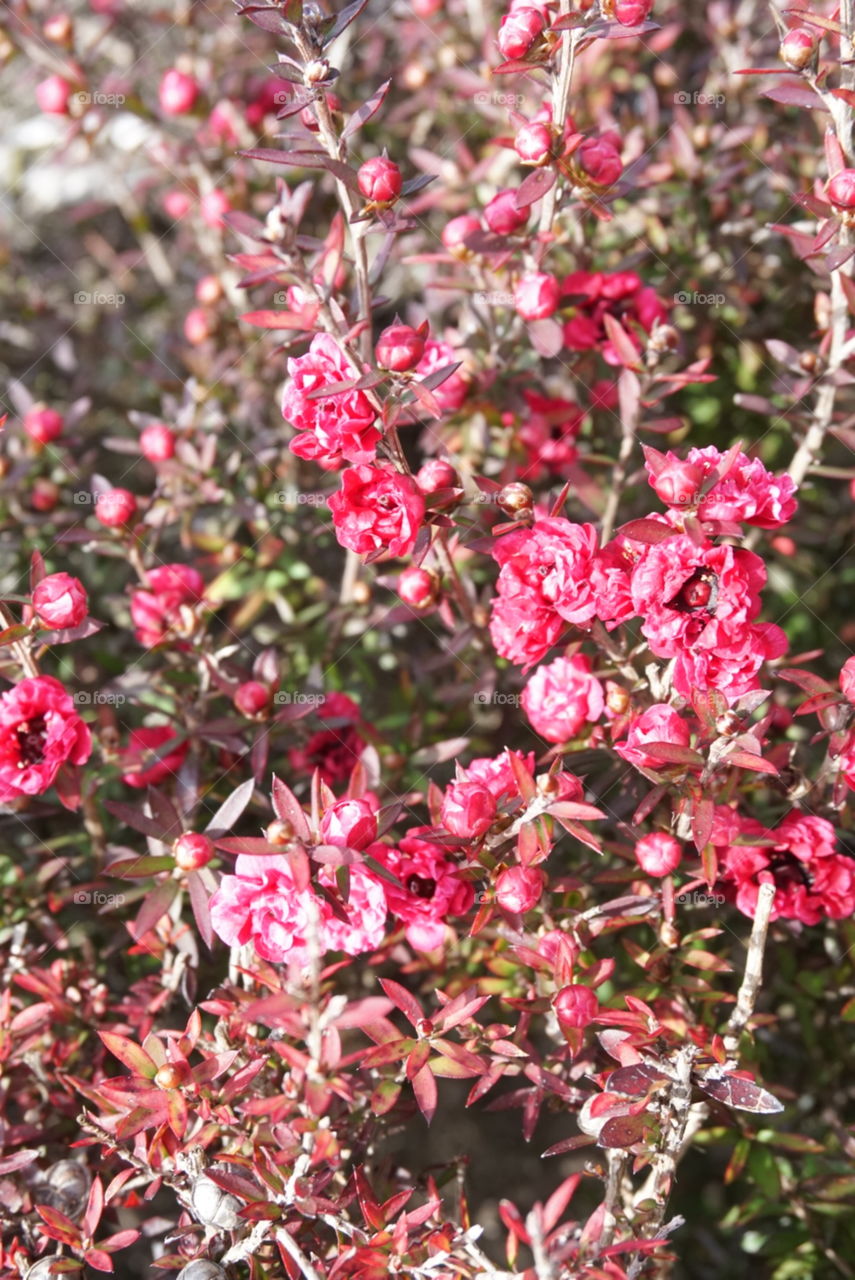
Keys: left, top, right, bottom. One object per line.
{"left": 282, "top": 333, "right": 380, "bottom": 469}
{"left": 0, "top": 676, "right": 91, "bottom": 802}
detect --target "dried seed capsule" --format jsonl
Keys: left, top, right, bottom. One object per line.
{"left": 177, "top": 1262, "right": 227, "bottom": 1280}
{"left": 42, "top": 1159, "right": 91, "bottom": 1216}
{"left": 190, "top": 1176, "right": 241, "bottom": 1230}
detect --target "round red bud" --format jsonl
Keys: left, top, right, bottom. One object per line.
{"left": 173, "top": 832, "right": 215, "bottom": 871}
{"left": 159, "top": 68, "right": 199, "bottom": 115}
{"left": 36, "top": 75, "right": 72, "bottom": 114}
{"left": 358, "top": 156, "right": 402, "bottom": 203}
{"left": 24, "top": 404, "right": 64, "bottom": 445}
{"left": 634, "top": 832, "right": 682, "bottom": 877}
{"left": 514, "top": 271, "right": 560, "bottom": 321}
{"left": 234, "top": 681, "right": 272, "bottom": 717}
{"left": 398, "top": 566, "right": 439, "bottom": 608}
{"left": 320, "top": 797, "right": 377, "bottom": 850}
{"left": 196, "top": 274, "right": 223, "bottom": 304}
{"left": 554, "top": 984, "right": 599, "bottom": 1028}
{"left": 515, "top": 122, "right": 553, "bottom": 166}
{"left": 442, "top": 214, "right": 482, "bottom": 253}
{"left": 375, "top": 323, "right": 426, "bottom": 372}
{"left": 651, "top": 459, "right": 704, "bottom": 507}
{"left": 184, "top": 307, "right": 214, "bottom": 344}
{"left": 416, "top": 458, "right": 459, "bottom": 492}
{"left": 154, "top": 1064, "right": 184, "bottom": 1090}
{"left": 840, "top": 656, "right": 855, "bottom": 705}
{"left": 94, "top": 488, "right": 137, "bottom": 527}
{"left": 140, "top": 422, "right": 176, "bottom": 462}
{"left": 497, "top": 482, "right": 534, "bottom": 515}
{"left": 30, "top": 479, "right": 60, "bottom": 512}
{"left": 780, "top": 26, "right": 817, "bottom": 70}
{"left": 33, "top": 572, "right": 88, "bottom": 630}
{"left": 496, "top": 6, "right": 545, "bottom": 60}
{"left": 827, "top": 169, "right": 855, "bottom": 212}
{"left": 484, "top": 189, "right": 529, "bottom": 235}
{"left": 495, "top": 865, "right": 545, "bottom": 914}
{"left": 441, "top": 779, "right": 497, "bottom": 839}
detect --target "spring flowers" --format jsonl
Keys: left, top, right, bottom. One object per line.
{"left": 328, "top": 465, "right": 425, "bottom": 559}
{"left": 210, "top": 855, "right": 387, "bottom": 964}
{"left": 130, "top": 564, "right": 205, "bottom": 648}
{"left": 282, "top": 333, "right": 380, "bottom": 469}
{"left": 0, "top": 676, "right": 91, "bottom": 802}
{"left": 521, "top": 654, "right": 604, "bottom": 743}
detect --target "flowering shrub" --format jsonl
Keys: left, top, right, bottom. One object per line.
{"left": 4, "top": 1, "right": 855, "bottom": 1278}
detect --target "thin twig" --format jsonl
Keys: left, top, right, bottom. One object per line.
{"left": 723, "top": 880, "right": 775, "bottom": 1056}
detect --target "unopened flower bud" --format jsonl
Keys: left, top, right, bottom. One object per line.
{"left": 442, "top": 214, "right": 482, "bottom": 253}
{"left": 497, "top": 6, "right": 545, "bottom": 60}
{"left": 416, "top": 458, "right": 459, "bottom": 492}
{"left": 398, "top": 565, "right": 439, "bottom": 608}
{"left": 634, "top": 832, "right": 682, "bottom": 877}
{"left": 514, "top": 271, "right": 560, "bottom": 321}
{"left": 140, "top": 422, "right": 176, "bottom": 462}
{"left": 495, "top": 865, "right": 545, "bottom": 913}
{"left": 357, "top": 155, "right": 402, "bottom": 203}
{"left": 554, "top": 984, "right": 599, "bottom": 1028}
{"left": 827, "top": 169, "right": 855, "bottom": 214}
{"left": 497, "top": 482, "right": 533, "bottom": 515}
{"left": 234, "top": 681, "right": 272, "bottom": 717}
{"left": 651, "top": 459, "right": 704, "bottom": 508}
{"left": 376, "top": 322, "right": 426, "bottom": 372}
{"left": 173, "top": 832, "right": 215, "bottom": 871}
{"left": 780, "top": 26, "right": 817, "bottom": 70}
{"left": 515, "top": 122, "right": 553, "bottom": 166}
{"left": 484, "top": 189, "right": 528, "bottom": 235}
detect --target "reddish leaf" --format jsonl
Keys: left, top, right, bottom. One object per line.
{"left": 99, "top": 1032, "right": 158, "bottom": 1079}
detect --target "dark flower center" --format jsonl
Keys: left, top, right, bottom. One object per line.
{"left": 667, "top": 569, "right": 718, "bottom": 614}
{"left": 16, "top": 716, "right": 48, "bottom": 767}
{"left": 407, "top": 875, "right": 437, "bottom": 899}
{"left": 768, "top": 851, "right": 813, "bottom": 891}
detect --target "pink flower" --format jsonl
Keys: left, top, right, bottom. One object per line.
{"left": 490, "top": 519, "right": 600, "bottom": 668}
{"left": 562, "top": 270, "right": 669, "bottom": 364}
{"left": 370, "top": 831, "right": 473, "bottom": 950}
{"left": 120, "top": 726, "right": 188, "bottom": 789}
{"left": 282, "top": 334, "right": 380, "bottom": 469}
{"left": 840, "top": 657, "right": 855, "bottom": 705}
{"left": 717, "top": 809, "right": 855, "bottom": 924}
{"left": 521, "top": 655, "right": 604, "bottom": 743}
{"left": 130, "top": 564, "right": 205, "bottom": 648}
{"left": 634, "top": 832, "right": 682, "bottom": 877}
{"left": 288, "top": 692, "right": 366, "bottom": 788}
{"left": 441, "top": 779, "right": 497, "bottom": 839}
{"left": 614, "top": 704, "right": 690, "bottom": 771}
{"left": 414, "top": 339, "right": 470, "bottom": 411}
{"left": 514, "top": 272, "right": 560, "bottom": 321}
{"left": 32, "top": 573, "right": 88, "bottom": 631}
{"left": 0, "top": 676, "right": 91, "bottom": 802}
{"left": 517, "top": 392, "right": 583, "bottom": 480}
{"left": 495, "top": 865, "right": 545, "bottom": 913}
{"left": 320, "top": 798, "right": 378, "bottom": 851}
{"left": 36, "top": 75, "right": 72, "bottom": 115}
{"left": 159, "top": 68, "right": 199, "bottom": 115}
{"left": 662, "top": 446, "right": 799, "bottom": 529}
{"left": 328, "top": 465, "right": 425, "bottom": 560}
{"left": 210, "top": 855, "right": 387, "bottom": 964}
{"left": 461, "top": 749, "right": 537, "bottom": 799}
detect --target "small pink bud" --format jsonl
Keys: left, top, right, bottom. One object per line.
{"left": 24, "top": 405, "right": 64, "bottom": 445}
{"left": 43, "top": 13, "right": 73, "bottom": 43}
{"left": 514, "top": 271, "right": 560, "bottom": 321}
{"left": 375, "top": 323, "right": 426, "bottom": 372}
{"left": 484, "top": 189, "right": 529, "bottom": 235}
{"left": 36, "top": 75, "right": 72, "bottom": 115}
{"left": 441, "top": 779, "right": 497, "bottom": 839}
{"left": 554, "top": 984, "right": 599, "bottom": 1028}
{"left": 184, "top": 307, "right": 214, "bottom": 344}
{"left": 495, "top": 865, "right": 545, "bottom": 913}
{"left": 515, "top": 122, "right": 553, "bottom": 166}
{"left": 398, "top": 566, "right": 439, "bottom": 608}
{"left": 319, "top": 798, "right": 377, "bottom": 850}
{"left": 576, "top": 134, "right": 623, "bottom": 188}
{"left": 780, "top": 26, "right": 817, "bottom": 70}
{"left": 416, "top": 458, "right": 459, "bottom": 492}
{"left": 139, "top": 422, "right": 176, "bottom": 462}
{"left": 610, "top": 0, "right": 653, "bottom": 23}
{"left": 159, "top": 68, "right": 199, "bottom": 115}
{"left": 196, "top": 275, "right": 223, "bottom": 304}
{"left": 634, "top": 832, "right": 682, "bottom": 877}
{"left": 163, "top": 189, "right": 194, "bottom": 220}
{"left": 173, "top": 832, "right": 215, "bottom": 871}
{"left": 497, "top": 6, "right": 545, "bottom": 60}
{"left": 95, "top": 488, "right": 137, "bottom": 527}
{"left": 234, "top": 681, "right": 272, "bottom": 717}
{"left": 442, "top": 214, "right": 482, "bottom": 253}
{"left": 33, "top": 572, "right": 88, "bottom": 630}
{"left": 30, "top": 479, "right": 60, "bottom": 512}
{"left": 841, "top": 656, "right": 855, "bottom": 705}
{"left": 358, "top": 156, "right": 402, "bottom": 203}
{"left": 827, "top": 169, "right": 855, "bottom": 212}
{"left": 200, "top": 189, "right": 231, "bottom": 227}
{"left": 651, "top": 459, "right": 704, "bottom": 507}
